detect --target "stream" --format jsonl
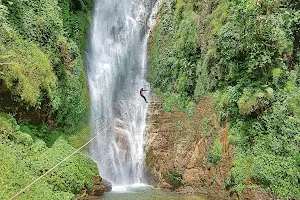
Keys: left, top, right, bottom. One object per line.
{"left": 100, "top": 185, "right": 207, "bottom": 200}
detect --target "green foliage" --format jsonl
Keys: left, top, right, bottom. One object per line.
{"left": 66, "top": 124, "right": 90, "bottom": 149}
{"left": 228, "top": 88, "right": 300, "bottom": 198}
{"left": 194, "top": 48, "right": 218, "bottom": 99}
{"left": 59, "top": 0, "right": 93, "bottom": 50}
{"left": 237, "top": 87, "right": 274, "bottom": 116}
{"left": 174, "top": 0, "right": 185, "bottom": 22}
{"left": 0, "top": 0, "right": 95, "bottom": 198}
{"left": 19, "top": 121, "right": 91, "bottom": 150}
{"left": 207, "top": 138, "right": 223, "bottom": 168}
{"left": 206, "top": 138, "right": 223, "bottom": 168}
{"left": 33, "top": 137, "right": 98, "bottom": 194}
{"left": 149, "top": 4, "right": 199, "bottom": 108}
{"left": 3, "top": 0, "right": 63, "bottom": 47}
{"left": 228, "top": 151, "right": 254, "bottom": 195}
{"left": 55, "top": 55, "right": 89, "bottom": 128}
{"left": 165, "top": 170, "right": 183, "bottom": 190}
{"left": 206, "top": 148, "right": 213, "bottom": 170}
{"left": 212, "top": 138, "right": 222, "bottom": 167}
{"left": 185, "top": 101, "right": 195, "bottom": 117}
{"left": 150, "top": 0, "right": 300, "bottom": 198}
{"left": 0, "top": 114, "right": 98, "bottom": 200}
{"left": 212, "top": 86, "right": 241, "bottom": 122}
{"left": 0, "top": 38, "right": 57, "bottom": 106}
{"left": 208, "top": 0, "right": 232, "bottom": 36}
{"left": 0, "top": 113, "right": 17, "bottom": 134}
{"left": 228, "top": 134, "right": 236, "bottom": 145}
{"left": 11, "top": 131, "right": 33, "bottom": 146}
{"left": 1, "top": 0, "right": 91, "bottom": 128}
{"left": 201, "top": 117, "right": 212, "bottom": 137}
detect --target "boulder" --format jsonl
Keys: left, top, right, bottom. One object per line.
{"left": 102, "top": 179, "right": 112, "bottom": 192}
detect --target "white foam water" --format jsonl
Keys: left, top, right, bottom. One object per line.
{"left": 87, "top": 0, "right": 160, "bottom": 185}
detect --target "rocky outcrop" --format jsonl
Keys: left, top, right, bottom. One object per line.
{"left": 77, "top": 176, "right": 112, "bottom": 200}
{"left": 145, "top": 97, "right": 272, "bottom": 200}
{"left": 145, "top": 96, "right": 232, "bottom": 199}
{"left": 145, "top": 95, "right": 271, "bottom": 200}
{"left": 241, "top": 188, "right": 272, "bottom": 200}
{"left": 101, "top": 179, "right": 112, "bottom": 192}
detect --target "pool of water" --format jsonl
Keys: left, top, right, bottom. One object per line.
{"left": 99, "top": 184, "right": 207, "bottom": 200}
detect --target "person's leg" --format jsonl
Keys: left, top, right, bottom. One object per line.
{"left": 141, "top": 95, "right": 147, "bottom": 103}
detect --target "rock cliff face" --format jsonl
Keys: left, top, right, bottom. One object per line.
{"left": 145, "top": 96, "right": 273, "bottom": 200}
{"left": 145, "top": 95, "right": 233, "bottom": 199}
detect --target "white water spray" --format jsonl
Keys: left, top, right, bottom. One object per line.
{"left": 87, "top": 0, "right": 159, "bottom": 185}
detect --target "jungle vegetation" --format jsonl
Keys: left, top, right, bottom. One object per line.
{"left": 149, "top": 0, "right": 300, "bottom": 199}
{"left": 0, "top": 0, "right": 98, "bottom": 199}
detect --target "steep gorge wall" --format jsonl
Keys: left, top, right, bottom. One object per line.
{"left": 145, "top": 0, "right": 299, "bottom": 199}
{"left": 145, "top": 96, "right": 272, "bottom": 200}
{"left": 0, "top": 1, "right": 105, "bottom": 199}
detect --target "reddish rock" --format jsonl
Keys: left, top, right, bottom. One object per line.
{"left": 183, "top": 168, "right": 206, "bottom": 183}
{"left": 145, "top": 95, "right": 274, "bottom": 200}
{"left": 145, "top": 96, "right": 233, "bottom": 200}
{"left": 89, "top": 185, "right": 105, "bottom": 196}
{"left": 242, "top": 188, "right": 272, "bottom": 200}
{"left": 176, "top": 186, "right": 195, "bottom": 194}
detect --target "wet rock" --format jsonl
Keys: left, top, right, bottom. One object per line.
{"left": 102, "top": 179, "right": 112, "bottom": 192}
{"left": 77, "top": 176, "right": 112, "bottom": 200}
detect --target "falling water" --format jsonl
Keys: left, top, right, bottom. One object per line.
{"left": 87, "top": 0, "right": 159, "bottom": 185}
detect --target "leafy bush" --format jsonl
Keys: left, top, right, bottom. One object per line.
{"left": 228, "top": 134, "right": 236, "bottom": 145}
{"left": 149, "top": 4, "right": 199, "bottom": 108}
{"left": 3, "top": 0, "right": 63, "bottom": 47}
{"left": 0, "top": 113, "right": 16, "bottom": 135}
{"left": 0, "top": 0, "right": 96, "bottom": 198}
{"left": 206, "top": 138, "right": 223, "bottom": 168}
{"left": 55, "top": 55, "right": 89, "bottom": 128}
{"left": 212, "top": 138, "right": 223, "bottom": 167}
{"left": 165, "top": 170, "right": 183, "bottom": 190}
{"left": 1, "top": 0, "right": 91, "bottom": 128}
{"left": 0, "top": 38, "right": 57, "bottom": 106}
{"left": 237, "top": 87, "right": 274, "bottom": 116}
{"left": 201, "top": 117, "right": 213, "bottom": 137}
{"left": 228, "top": 151, "right": 254, "bottom": 195}
{"left": 11, "top": 131, "right": 33, "bottom": 146}
{"left": 0, "top": 115, "right": 98, "bottom": 200}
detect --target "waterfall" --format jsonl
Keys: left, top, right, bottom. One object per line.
{"left": 86, "top": 0, "right": 159, "bottom": 185}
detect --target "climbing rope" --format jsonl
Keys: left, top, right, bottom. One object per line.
{"left": 9, "top": 112, "right": 127, "bottom": 200}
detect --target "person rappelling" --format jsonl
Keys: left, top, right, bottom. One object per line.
{"left": 140, "top": 88, "right": 148, "bottom": 103}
